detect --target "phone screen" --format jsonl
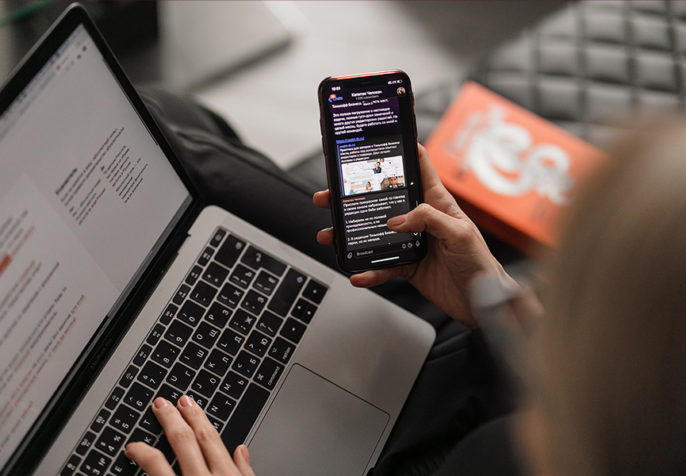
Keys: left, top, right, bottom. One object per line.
{"left": 319, "top": 71, "right": 426, "bottom": 272}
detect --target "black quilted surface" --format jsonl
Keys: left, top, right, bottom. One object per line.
{"left": 470, "top": 0, "right": 686, "bottom": 146}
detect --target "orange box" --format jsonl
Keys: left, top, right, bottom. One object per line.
{"left": 425, "top": 81, "right": 605, "bottom": 253}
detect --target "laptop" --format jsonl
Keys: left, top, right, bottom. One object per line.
{"left": 0, "top": 5, "right": 434, "bottom": 476}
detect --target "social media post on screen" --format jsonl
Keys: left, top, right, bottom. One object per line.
{"left": 337, "top": 136, "right": 407, "bottom": 196}
{"left": 330, "top": 91, "right": 400, "bottom": 136}
{"left": 342, "top": 190, "right": 412, "bottom": 251}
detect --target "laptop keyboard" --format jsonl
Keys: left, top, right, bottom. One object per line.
{"left": 60, "top": 227, "right": 327, "bottom": 476}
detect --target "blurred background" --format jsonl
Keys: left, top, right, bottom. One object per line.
{"left": 0, "top": 1, "right": 560, "bottom": 169}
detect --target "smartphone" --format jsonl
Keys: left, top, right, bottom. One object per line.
{"left": 318, "top": 70, "right": 427, "bottom": 273}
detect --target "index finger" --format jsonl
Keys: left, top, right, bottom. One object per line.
{"left": 313, "top": 190, "right": 331, "bottom": 209}
{"left": 151, "top": 397, "right": 207, "bottom": 475}
{"left": 417, "top": 143, "right": 443, "bottom": 190}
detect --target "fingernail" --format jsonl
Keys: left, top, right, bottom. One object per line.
{"left": 387, "top": 215, "right": 407, "bottom": 227}
{"left": 240, "top": 445, "right": 250, "bottom": 464}
{"left": 153, "top": 397, "right": 168, "bottom": 409}
{"left": 179, "top": 395, "right": 193, "bottom": 407}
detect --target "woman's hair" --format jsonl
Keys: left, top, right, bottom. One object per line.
{"left": 536, "top": 120, "right": 686, "bottom": 476}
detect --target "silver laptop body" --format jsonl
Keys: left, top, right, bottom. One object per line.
{"left": 0, "top": 6, "right": 434, "bottom": 476}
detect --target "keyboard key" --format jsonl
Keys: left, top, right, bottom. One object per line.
{"left": 205, "top": 302, "right": 232, "bottom": 328}
{"left": 151, "top": 340, "right": 180, "bottom": 368}
{"left": 217, "top": 329, "right": 244, "bottom": 356}
{"left": 156, "top": 435, "right": 175, "bottom": 463}
{"left": 118, "top": 365, "right": 138, "bottom": 389}
{"left": 90, "top": 408, "right": 110, "bottom": 433}
{"left": 110, "top": 406, "right": 140, "bottom": 433}
{"left": 133, "top": 344, "right": 153, "bottom": 367}
{"left": 80, "top": 449, "right": 111, "bottom": 476}
{"left": 198, "top": 246, "right": 214, "bottom": 266}
{"left": 245, "top": 331, "right": 271, "bottom": 357}
{"left": 207, "top": 415, "right": 225, "bottom": 433}
{"left": 179, "top": 342, "right": 208, "bottom": 369}
{"left": 172, "top": 284, "right": 190, "bottom": 305}
{"left": 124, "top": 383, "right": 154, "bottom": 411}
{"left": 207, "top": 392, "right": 236, "bottom": 421}
{"left": 61, "top": 454, "right": 81, "bottom": 476}
{"left": 280, "top": 318, "right": 306, "bottom": 344}
{"left": 254, "top": 357, "right": 284, "bottom": 390}
{"left": 290, "top": 298, "right": 317, "bottom": 324}
{"left": 241, "top": 246, "right": 287, "bottom": 276}
{"left": 190, "top": 281, "right": 217, "bottom": 307}
{"left": 215, "top": 235, "right": 246, "bottom": 268}
{"left": 269, "top": 337, "right": 295, "bottom": 364}
{"left": 229, "top": 264, "right": 256, "bottom": 288}
{"left": 204, "top": 348, "right": 232, "bottom": 377}
{"left": 183, "top": 392, "right": 207, "bottom": 409}
{"left": 76, "top": 431, "right": 97, "bottom": 455}
{"left": 105, "top": 387, "right": 125, "bottom": 410}
{"left": 210, "top": 228, "right": 227, "bottom": 248}
{"left": 253, "top": 271, "right": 278, "bottom": 296}
{"left": 202, "top": 262, "right": 229, "bottom": 288}
{"left": 217, "top": 283, "right": 244, "bottom": 309}
{"left": 129, "top": 428, "right": 156, "bottom": 446}
{"left": 95, "top": 426, "right": 126, "bottom": 456}
{"left": 191, "top": 369, "right": 221, "bottom": 397}
{"left": 241, "top": 290, "right": 267, "bottom": 315}
{"left": 157, "top": 384, "right": 183, "bottom": 405}
{"left": 220, "top": 371, "right": 248, "bottom": 400}
{"left": 164, "top": 319, "right": 193, "bottom": 347}
{"left": 166, "top": 362, "right": 194, "bottom": 391}
{"left": 232, "top": 351, "right": 260, "bottom": 378}
{"left": 192, "top": 322, "right": 221, "bottom": 349}
{"left": 185, "top": 265, "right": 203, "bottom": 286}
{"left": 110, "top": 452, "right": 138, "bottom": 476}
{"left": 221, "top": 384, "right": 270, "bottom": 453}
{"left": 139, "top": 407, "right": 162, "bottom": 435}
{"left": 268, "top": 269, "right": 306, "bottom": 316}
{"left": 302, "top": 279, "right": 327, "bottom": 304}
{"left": 138, "top": 361, "right": 167, "bottom": 389}
{"left": 257, "top": 311, "right": 283, "bottom": 337}
{"left": 229, "top": 309, "right": 257, "bottom": 335}
{"left": 146, "top": 324, "right": 165, "bottom": 346}
{"left": 177, "top": 300, "right": 204, "bottom": 327}
{"left": 160, "top": 304, "right": 178, "bottom": 325}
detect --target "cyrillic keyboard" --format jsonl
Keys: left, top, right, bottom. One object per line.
{"left": 60, "top": 227, "right": 327, "bottom": 476}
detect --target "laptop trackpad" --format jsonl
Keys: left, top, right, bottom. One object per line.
{"left": 248, "top": 364, "right": 389, "bottom": 476}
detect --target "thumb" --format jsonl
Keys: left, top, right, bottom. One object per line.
{"left": 234, "top": 445, "right": 256, "bottom": 476}
{"left": 387, "top": 203, "right": 458, "bottom": 242}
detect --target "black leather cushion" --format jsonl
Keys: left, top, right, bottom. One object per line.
{"left": 469, "top": 0, "right": 686, "bottom": 146}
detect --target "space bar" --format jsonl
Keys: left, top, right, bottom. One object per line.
{"left": 221, "top": 383, "right": 270, "bottom": 453}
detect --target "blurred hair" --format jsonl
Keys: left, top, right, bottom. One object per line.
{"left": 535, "top": 120, "right": 686, "bottom": 476}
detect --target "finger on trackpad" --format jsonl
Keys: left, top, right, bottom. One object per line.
{"left": 247, "top": 364, "right": 389, "bottom": 476}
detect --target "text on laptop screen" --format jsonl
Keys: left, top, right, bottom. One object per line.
{"left": 0, "top": 25, "right": 191, "bottom": 465}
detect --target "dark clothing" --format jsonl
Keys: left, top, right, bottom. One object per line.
{"left": 373, "top": 167, "right": 383, "bottom": 173}
{"left": 139, "top": 85, "right": 523, "bottom": 476}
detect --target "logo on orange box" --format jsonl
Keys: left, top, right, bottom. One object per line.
{"left": 426, "top": 82, "right": 605, "bottom": 250}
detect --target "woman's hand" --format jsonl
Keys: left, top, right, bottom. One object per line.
{"left": 313, "top": 144, "right": 514, "bottom": 327}
{"left": 125, "top": 396, "right": 255, "bottom": 476}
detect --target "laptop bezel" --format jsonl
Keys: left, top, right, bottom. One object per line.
{"left": 0, "top": 4, "right": 207, "bottom": 474}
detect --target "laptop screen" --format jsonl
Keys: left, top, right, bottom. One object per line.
{"left": 0, "top": 24, "right": 191, "bottom": 466}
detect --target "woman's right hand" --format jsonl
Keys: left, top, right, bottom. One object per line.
{"left": 313, "top": 144, "right": 515, "bottom": 327}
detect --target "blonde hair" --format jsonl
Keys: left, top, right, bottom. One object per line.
{"left": 535, "top": 121, "right": 686, "bottom": 476}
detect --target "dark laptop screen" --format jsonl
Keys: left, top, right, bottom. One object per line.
{"left": 0, "top": 24, "right": 191, "bottom": 466}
